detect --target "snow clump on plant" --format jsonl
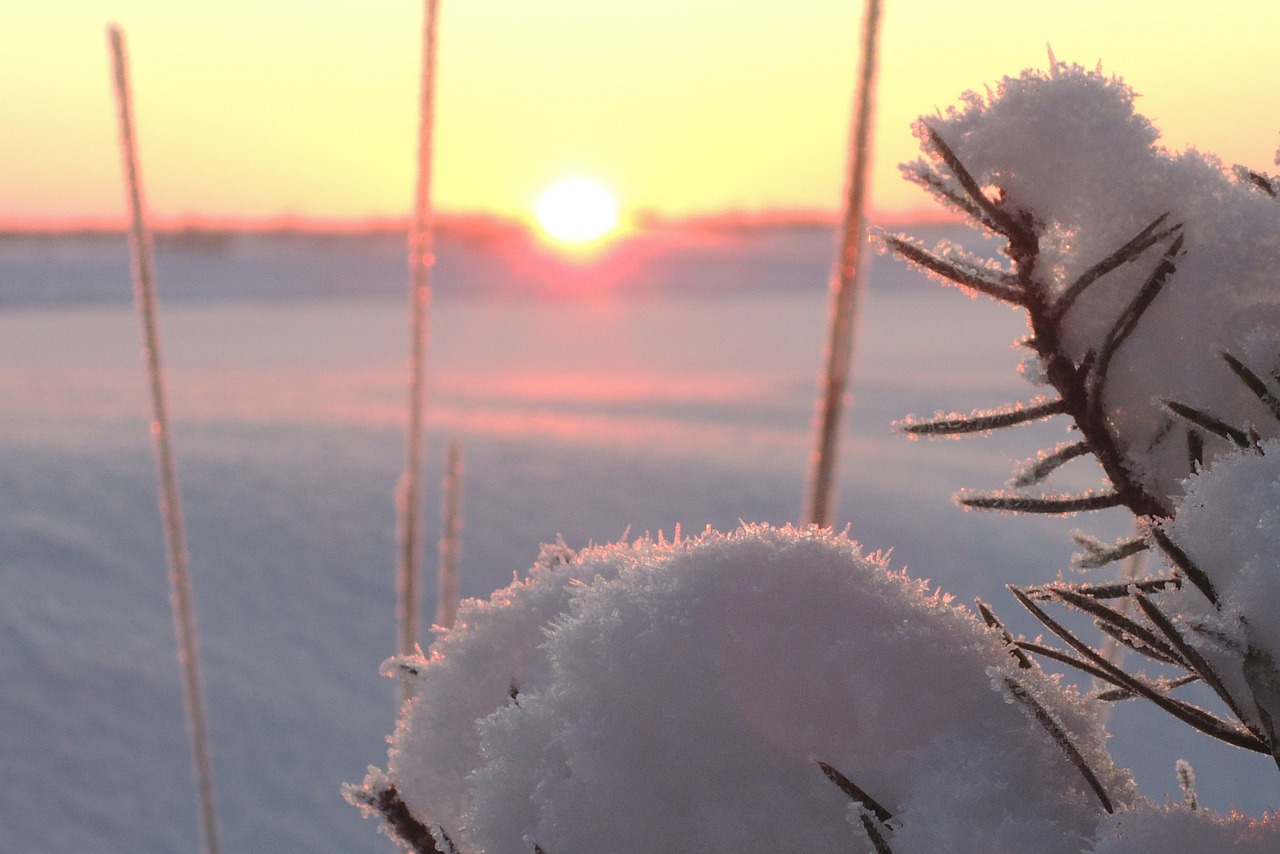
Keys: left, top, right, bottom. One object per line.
{"left": 352, "top": 524, "right": 1134, "bottom": 853}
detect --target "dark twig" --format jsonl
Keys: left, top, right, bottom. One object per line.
{"left": 976, "top": 598, "right": 1035, "bottom": 669}
{"left": 1052, "top": 588, "right": 1187, "bottom": 668}
{"left": 1026, "top": 576, "right": 1177, "bottom": 602}
{"left": 1235, "top": 166, "right": 1280, "bottom": 197}
{"left": 882, "top": 235, "right": 1024, "bottom": 304}
{"left": 1018, "top": 640, "right": 1127, "bottom": 686}
{"left": 1012, "top": 440, "right": 1092, "bottom": 488}
{"left": 1049, "top": 214, "right": 1177, "bottom": 323}
{"left": 921, "top": 125, "right": 1026, "bottom": 239}
{"left": 1070, "top": 535, "right": 1150, "bottom": 571}
{"left": 1097, "top": 673, "right": 1200, "bottom": 702}
{"left": 1221, "top": 351, "right": 1280, "bottom": 424}
{"left": 900, "top": 166, "right": 1004, "bottom": 232}
{"left": 817, "top": 761, "right": 893, "bottom": 825}
{"left": 1003, "top": 676, "right": 1114, "bottom": 813}
{"left": 1148, "top": 527, "right": 1219, "bottom": 607}
{"left": 1163, "top": 399, "right": 1254, "bottom": 449}
{"left": 857, "top": 811, "right": 895, "bottom": 854}
{"left": 1010, "top": 587, "right": 1267, "bottom": 752}
{"left": 351, "top": 784, "right": 455, "bottom": 854}
{"left": 1134, "top": 594, "right": 1261, "bottom": 738}
{"left": 960, "top": 491, "right": 1124, "bottom": 513}
{"left": 899, "top": 398, "right": 1065, "bottom": 437}
{"left": 1087, "top": 234, "right": 1184, "bottom": 416}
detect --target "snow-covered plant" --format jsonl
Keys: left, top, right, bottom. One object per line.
{"left": 349, "top": 525, "right": 1135, "bottom": 853}
{"left": 884, "top": 63, "right": 1280, "bottom": 774}
{"left": 349, "top": 62, "right": 1280, "bottom": 853}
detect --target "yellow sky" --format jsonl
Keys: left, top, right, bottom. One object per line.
{"left": 4, "top": 1, "right": 1279, "bottom": 225}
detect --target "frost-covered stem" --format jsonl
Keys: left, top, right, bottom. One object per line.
{"left": 396, "top": 0, "right": 442, "bottom": 691}
{"left": 1021, "top": 223, "right": 1180, "bottom": 520}
{"left": 107, "top": 25, "right": 221, "bottom": 854}
{"left": 434, "top": 439, "right": 463, "bottom": 630}
{"left": 804, "top": 0, "right": 882, "bottom": 528}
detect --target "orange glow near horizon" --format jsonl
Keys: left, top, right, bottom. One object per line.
{"left": 4, "top": 2, "right": 1280, "bottom": 225}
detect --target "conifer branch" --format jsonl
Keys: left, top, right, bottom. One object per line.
{"left": 1017, "top": 641, "right": 1121, "bottom": 685}
{"left": 1235, "top": 165, "right": 1280, "bottom": 197}
{"left": 1096, "top": 673, "right": 1200, "bottom": 703}
{"left": 1086, "top": 234, "right": 1184, "bottom": 413}
{"left": 1028, "top": 576, "right": 1177, "bottom": 601}
{"left": 1068, "top": 532, "right": 1149, "bottom": 571}
{"left": 1051, "top": 588, "right": 1187, "bottom": 667}
{"left": 1134, "top": 594, "right": 1262, "bottom": 737}
{"left": 901, "top": 165, "right": 1004, "bottom": 232}
{"left": 1187, "top": 428, "right": 1205, "bottom": 471}
{"left": 857, "top": 811, "right": 895, "bottom": 854}
{"left": 921, "top": 126, "right": 1027, "bottom": 240}
{"left": 1010, "top": 587, "right": 1267, "bottom": 752}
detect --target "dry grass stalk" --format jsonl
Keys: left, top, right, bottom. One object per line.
{"left": 107, "top": 24, "right": 222, "bottom": 854}
{"left": 397, "top": 0, "right": 443, "bottom": 697}
{"left": 434, "top": 439, "right": 463, "bottom": 630}
{"left": 804, "top": 0, "right": 884, "bottom": 528}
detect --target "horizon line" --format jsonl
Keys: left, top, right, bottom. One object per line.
{"left": 0, "top": 206, "right": 959, "bottom": 237}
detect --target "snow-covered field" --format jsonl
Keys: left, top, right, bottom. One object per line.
{"left": 2, "top": 224, "right": 1275, "bottom": 852}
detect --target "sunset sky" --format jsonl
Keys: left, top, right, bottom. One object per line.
{"left": 5, "top": 1, "right": 1279, "bottom": 227}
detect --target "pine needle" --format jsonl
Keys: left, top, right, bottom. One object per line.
{"left": 1002, "top": 675, "right": 1114, "bottom": 814}
{"left": 817, "top": 761, "right": 894, "bottom": 825}
{"left": 1050, "top": 214, "right": 1177, "bottom": 322}
{"left": 959, "top": 491, "right": 1123, "bottom": 513}
{"left": 898, "top": 398, "right": 1065, "bottom": 437}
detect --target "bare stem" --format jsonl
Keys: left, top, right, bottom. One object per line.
{"left": 804, "top": 0, "right": 883, "bottom": 528}
{"left": 397, "top": 0, "right": 443, "bottom": 701}
{"left": 108, "top": 24, "right": 221, "bottom": 854}
{"left": 434, "top": 439, "right": 463, "bottom": 630}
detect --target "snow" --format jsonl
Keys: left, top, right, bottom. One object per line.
{"left": 1160, "top": 440, "right": 1280, "bottom": 734}
{"left": 903, "top": 63, "right": 1280, "bottom": 504}
{"left": 392, "top": 524, "right": 1131, "bottom": 854}
{"left": 4, "top": 215, "right": 1279, "bottom": 850}
{"left": 1092, "top": 804, "right": 1280, "bottom": 853}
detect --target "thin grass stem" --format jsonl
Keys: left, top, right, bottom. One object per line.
{"left": 397, "top": 0, "right": 443, "bottom": 701}
{"left": 107, "top": 24, "right": 221, "bottom": 854}
{"left": 804, "top": 0, "right": 883, "bottom": 528}
{"left": 434, "top": 439, "right": 463, "bottom": 630}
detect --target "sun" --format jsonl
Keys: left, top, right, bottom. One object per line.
{"left": 534, "top": 178, "right": 619, "bottom": 244}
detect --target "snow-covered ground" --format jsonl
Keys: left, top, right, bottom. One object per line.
{"left": 2, "top": 224, "right": 1275, "bottom": 852}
